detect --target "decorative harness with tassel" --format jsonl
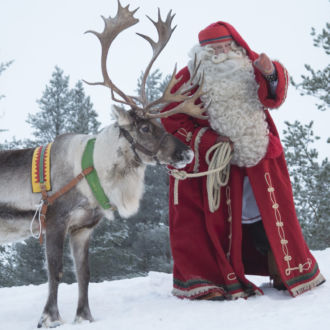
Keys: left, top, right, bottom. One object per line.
{"left": 30, "top": 139, "right": 115, "bottom": 244}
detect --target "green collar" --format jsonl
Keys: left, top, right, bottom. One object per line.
{"left": 81, "top": 138, "right": 114, "bottom": 210}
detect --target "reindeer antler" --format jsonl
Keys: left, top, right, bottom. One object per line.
{"left": 136, "top": 10, "right": 208, "bottom": 120}
{"left": 144, "top": 54, "right": 209, "bottom": 120}
{"left": 85, "top": 1, "right": 209, "bottom": 120}
{"left": 84, "top": 0, "right": 140, "bottom": 108}
{"left": 136, "top": 9, "right": 176, "bottom": 107}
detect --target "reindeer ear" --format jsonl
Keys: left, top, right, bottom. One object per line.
{"left": 112, "top": 105, "right": 132, "bottom": 126}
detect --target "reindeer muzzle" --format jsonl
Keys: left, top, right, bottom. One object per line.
{"left": 119, "top": 127, "right": 170, "bottom": 164}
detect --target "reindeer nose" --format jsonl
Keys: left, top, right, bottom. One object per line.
{"left": 185, "top": 149, "right": 194, "bottom": 163}
{"left": 174, "top": 148, "right": 194, "bottom": 169}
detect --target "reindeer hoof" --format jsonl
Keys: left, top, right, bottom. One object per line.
{"left": 74, "top": 306, "right": 94, "bottom": 324}
{"left": 37, "top": 313, "right": 63, "bottom": 328}
{"left": 74, "top": 315, "right": 94, "bottom": 324}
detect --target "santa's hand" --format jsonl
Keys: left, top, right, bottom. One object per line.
{"left": 216, "top": 135, "right": 234, "bottom": 150}
{"left": 253, "top": 53, "right": 275, "bottom": 76}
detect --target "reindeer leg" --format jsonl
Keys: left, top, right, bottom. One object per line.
{"left": 38, "top": 226, "right": 66, "bottom": 328}
{"left": 70, "top": 227, "right": 94, "bottom": 324}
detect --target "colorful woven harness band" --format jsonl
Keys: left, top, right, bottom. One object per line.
{"left": 31, "top": 143, "right": 53, "bottom": 193}
{"left": 31, "top": 139, "right": 113, "bottom": 210}
{"left": 81, "top": 138, "right": 113, "bottom": 210}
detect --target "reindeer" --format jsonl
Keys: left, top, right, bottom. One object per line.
{"left": 0, "top": 1, "right": 207, "bottom": 328}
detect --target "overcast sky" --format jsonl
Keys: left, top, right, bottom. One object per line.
{"left": 0, "top": 0, "right": 329, "bottom": 157}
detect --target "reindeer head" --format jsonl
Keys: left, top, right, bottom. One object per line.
{"left": 85, "top": 1, "right": 209, "bottom": 168}
{"left": 111, "top": 106, "right": 191, "bottom": 168}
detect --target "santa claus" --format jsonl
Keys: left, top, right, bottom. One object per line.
{"left": 161, "top": 22, "right": 325, "bottom": 300}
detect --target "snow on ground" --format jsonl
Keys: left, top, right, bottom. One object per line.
{"left": 0, "top": 249, "right": 329, "bottom": 330}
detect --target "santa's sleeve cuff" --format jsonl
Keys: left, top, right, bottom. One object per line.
{"left": 258, "top": 61, "right": 289, "bottom": 109}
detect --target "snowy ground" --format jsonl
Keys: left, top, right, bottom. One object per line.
{"left": 0, "top": 249, "right": 329, "bottom": 330}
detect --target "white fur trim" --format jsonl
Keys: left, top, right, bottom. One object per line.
{"left": 172, "top": 285, "right": 221, "bottom": 298}
{"left": 291, "top": 273, "right": 325, "bottom": 297}
{"left": 193, "top": 127, "right": 208, "bottom": 173}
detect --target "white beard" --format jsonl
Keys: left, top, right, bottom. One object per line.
{"left": 187, "top": 45, "right": 269, "bottom": 167}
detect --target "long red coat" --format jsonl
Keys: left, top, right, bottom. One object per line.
{"left": 161, "top": 22, "right": 325, "bottom": 299}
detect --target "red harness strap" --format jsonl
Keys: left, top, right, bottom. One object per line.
{"left": 38, "top": 166, "right": 94, "bottom": 244}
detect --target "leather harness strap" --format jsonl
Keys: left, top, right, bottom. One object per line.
{"left": 119, "top": 127, "right": 170, "bottom": 164}
{"left": 38, "top": 166, "right": 94, "bottom": 243}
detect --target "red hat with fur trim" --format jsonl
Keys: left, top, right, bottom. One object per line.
{"left": 199, "top": 23, "right": 232, "bottom": 46}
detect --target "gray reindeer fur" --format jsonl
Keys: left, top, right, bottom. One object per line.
{"left": 0, "top": 107, "right": 193, "bottom": 327}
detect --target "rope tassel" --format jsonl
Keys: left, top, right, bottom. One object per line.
{"left": 30, "top": 200, "right": 44, "bottom": 240}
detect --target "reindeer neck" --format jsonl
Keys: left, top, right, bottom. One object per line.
{"left": 92, "top": 125, "right": 146, "bottom": 217}
{"left": 93, "top": 124, "right": 144, "bottom": 173}
{"left": 81, "top": 138, "right": 113, "bottom": 210}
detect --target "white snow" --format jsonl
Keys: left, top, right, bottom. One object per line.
{"left": 0, "top": 249, "right": 329, "bottom": 330}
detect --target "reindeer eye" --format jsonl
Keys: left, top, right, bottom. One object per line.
{"left": 140, "top": 124, "right": 150, "bottom": 133}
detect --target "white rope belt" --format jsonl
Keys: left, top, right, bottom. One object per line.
{"left": 169, "top": 142, "right": 233, "bottom": 212}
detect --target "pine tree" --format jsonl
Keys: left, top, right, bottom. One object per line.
{"left": 26, "top": 66, "right": 101, "bottom": 145}
{"left": 26, "top": 66, "right": 72, "bottom": 144}
{"left": 0, "top": 60, "right": 13, "bottom": 102}
{"left": 291, "top": 23, "right": 330, "bottom": 112}
{"left": 87, "top": 70, "right": 173, "bottom": 281}
{"left": 0, "top": 60, "right": 13, "bottom": 133}
{"left": 88, "top": 165, "right": 172, "bottom": 281}
{"left": 136, "top": 68, "right": 171, "bottom": 103}
{"left": 67, "top": 80, "right": 100, "bottom": 134}
{"left": 284, "top": 22, "right": 330, "bottom": 249}
{"left": 109, "top": 70, "right": 173, "bottom": 277}
{"left": 0, "top": 244, "right": 17, "bottom": 287}
{"left": 282, "top": 121, "right": 330, "bottom": 249}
